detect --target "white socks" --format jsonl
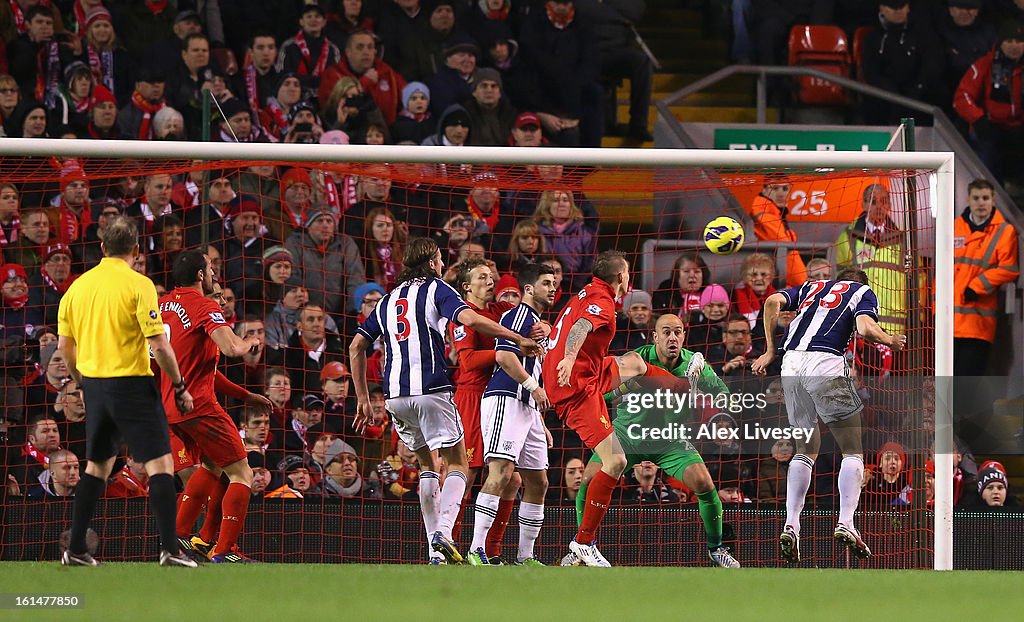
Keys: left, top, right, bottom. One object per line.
{"left": 517, "top": 502, "right": 544, "bottom": 562}
{"left": 437, "top": 470, "right": 468, "bottom": 539}
{"left": 838, "top": 455, "right": 865, "bottom": 527}
{"left": 786, "top": 455, "right": 814, "bottom": 536}
{"left": 470, "top": 492, "right": 500, "bottom": 552}
{"left": 419, "top": 471, "right": 441, "bottom": 560}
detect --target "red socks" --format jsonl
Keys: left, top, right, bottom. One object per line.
{"left": 575, "top": 469, "right": 617, "bottom": 545}
{"left": 176, "top": 467, "right": 220, "bottom": 538}
{"left": 212, "top": 482, "right": 251, "bottom": 555}
{"left": 485, "top": 498, "right": 515, "bottom": 557}
{"left": 199, "top": 478, "right": 229, "bottom": 544}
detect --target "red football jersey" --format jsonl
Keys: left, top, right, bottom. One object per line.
{"left": 158, "top": 288, "right": 229, "bottom": 423}
{"left": 451, "top": 300, "right": 513, "bottom": 390}
{"left": 542, "top": 278, "right": 617, "bottom": 404}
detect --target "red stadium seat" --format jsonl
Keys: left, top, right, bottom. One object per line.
{"left": 787, "top": 25, "right": 850, "bottom": 106}
{"left": 852, "top": 26, "right": 872, "bottom": 82}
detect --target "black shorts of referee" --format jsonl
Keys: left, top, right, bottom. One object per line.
{"left": 81, "top": 376, "right": 171, "bottom": 463}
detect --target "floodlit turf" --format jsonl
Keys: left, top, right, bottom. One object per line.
{"left": 1, "top": 563, "right": 1021, "bottom": 621}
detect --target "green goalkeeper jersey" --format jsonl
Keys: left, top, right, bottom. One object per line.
{"left": 610, "top": 344, "right": 730, "bottom": 432}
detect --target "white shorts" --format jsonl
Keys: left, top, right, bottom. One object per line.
{"left": 781, "top": 350, "right": 863, "bottom": 430}
{"left": 386, "top": 392, "right": 464, "bottom": 452}
{"left": 481, "top": 395, "right": 549, "bottom": 471}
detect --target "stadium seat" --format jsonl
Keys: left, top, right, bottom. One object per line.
{"left": 787, "top": 25, "right": 850, "bottom": 106}
{"left": 852, "top": 26, "right": 872, "bottom": 82}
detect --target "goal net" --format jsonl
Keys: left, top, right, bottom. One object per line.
{"left": 0, "top": 141, "right": 953, "bottom": 568}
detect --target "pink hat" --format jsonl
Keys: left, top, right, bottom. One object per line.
{"left": 320, "top": 130, "right": 350, "bottom": 145}
{"left": 699, "top": 284, "right": 729, "bottom": 308}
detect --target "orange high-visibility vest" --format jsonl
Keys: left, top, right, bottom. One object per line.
{"left": 953, "top": 210, "right": 1019, "bottom": 343}
{"left": 748, "top": 194, "right": 807, "bottom": 287}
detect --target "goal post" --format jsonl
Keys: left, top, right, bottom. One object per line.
{"left": 0, "top": 138, "right": 955, "bottom": 568}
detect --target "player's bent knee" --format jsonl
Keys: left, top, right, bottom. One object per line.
{"left": 602, "top": 454, "right": 628, "bottom": 477}
{"left": 616, "top": 352, "right": 646, "bottom": 377}
{"left": 144, "top": 453, "right": 174, "bottom": 476}
{"left": 224, "top": 459, "right": 253, "bottom": 485}
{"left": 686, "top": 464, "right": 715, "bottom": 494}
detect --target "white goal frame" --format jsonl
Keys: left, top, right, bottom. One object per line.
{"left": 0, "top": 138, "right": 955, "bottom": 570}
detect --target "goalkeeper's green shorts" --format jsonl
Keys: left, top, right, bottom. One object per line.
{"left": 587, "top": 427, "right": 705, "bottom": 480}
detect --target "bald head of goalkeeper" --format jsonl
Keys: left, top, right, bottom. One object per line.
{"left": 652, "top": 314, "right": 686, "bottom": 368}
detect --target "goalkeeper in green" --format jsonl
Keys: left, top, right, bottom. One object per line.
{"left": 565, "top": 314, "right": 740, "bottom": 568}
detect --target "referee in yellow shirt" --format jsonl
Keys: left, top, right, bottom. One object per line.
{"left": 57, "top": 216, "right": 197, "bottom": 568}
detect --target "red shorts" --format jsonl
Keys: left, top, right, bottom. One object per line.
{"left": 554, "top": 357, "right": 620, "bottom": 449}
{"left": 454, "top": 386, "right": 485, "bottom": 468}
{"left": 169, "top": 429, "right": 199, "bottom": 473}
{"left": 170, "top": 408, "right": 247, "bottom": 469}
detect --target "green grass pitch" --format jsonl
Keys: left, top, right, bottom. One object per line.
{"left": 2, "top": 563, "right": 1022, "bottom": 621}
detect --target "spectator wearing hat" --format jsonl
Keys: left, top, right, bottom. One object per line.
{"left": 47, "top": 161, "right": 92, "bottom": 246}
{"left": 212, "top": 96, "right": 272, "bottom": 142}
{"left": 284, "top": 206, "right": 366, "bottom": 321}
{"left": 509, "top": 111, "right": 543, "bottom": 146}
{"left": 2, "top": 100, "right": 49, "bottom": 139}
{"left": 463, "top": 66, "right": 517, "bottom": 146}
{"left": 972, "top": 465, "right": 1018, "bottom": 508}
{"left": 420, "top": 102, "right": 472, "bottom": 145}
{"left": 426, "top": 32, "right": 480, "bottom": 118}
{"left": 318, "top": 29, "right": 406, "bottom": 125}
{"left": 282, "top": 99, "right": 325, "bottom": 144}
{"left": 519, "top": 0, "right": 604, "bottom": 146}
{"left": 955, "top": 19, "right": 1024, "bottom": 180}
{"left": 80, "top": 6, "right": 131, "bottom": 105}
{"left": 82, "top": 85, "right": 118, "bottom": 138}
{"left": 222, "top": 194, "right": 278, "bottom": 316}
{"left": 25, "top": 243, "right": 76, "bottom": 327}
{"left": 269, "top": 393, "right": 330, "bottom": 456}
{"left": 321, "top": 360, "right": 353, "bottom": 429}
{"left": 494, "top": 273, "right": 521, "bottom": 306}
{"left": 265, "top": 167, "right": 313, "bottom": 242}
{"left": 266, "top": 454, "right": 310, "bottom": 498}
{"left": 276, "top": 2, "right": 341, "bottom": 95}
{"left": 1, "top": 263, "right": 39, "bottom": 341}
{"left": 934, "top": 0, "right": 997, "bottom": 109}
{"left": 685, "top": 283, "right": 730, "bottom": 355}
{"left": 862, "top": 441, "right": 913, "bottom": 508}
{"left": 394, "top": 0, "right": 463, "bottom": 83}
{"left": 261, "top": 245, "right": 295, "bottom": 310}
{"left": 260, "top": 72, "right": 305, "bottom": 140}
{"left": 117, "top": 65, "right": 167, "bottom": 140}
{"left": 48, "top": 62, "right": 98, "bottom": 131}
{"left": 391, "top": 81, "right": 433, "bottom": 144}
{"left": 322, "top": 443, "right": 381, "bottom": 498}
{"left": 861, "top": 2, "right": 944, "bottom": 124}
{"left": 143, "top": 8, "right": 205, "bottom": 81}
{"left": 610, "top": 289, "right": 652, "bottom": 354}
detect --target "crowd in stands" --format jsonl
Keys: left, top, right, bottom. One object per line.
{"left": 0, "top": 0, "right": 1018, "bottom": 518}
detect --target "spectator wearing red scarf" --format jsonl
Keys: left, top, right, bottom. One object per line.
{"left": 49, "top": 61, "right": 97, "bottom": 130}
{"left": 731, "top": 252, "right": 777, "bottom": 332}
{"left": 26, "top": 243, "right": 76, "bottom": 327}
{"left": 277, "top": 3, "right": 340, "bottom": 93}
{"left": 361, "top": 206, "right": 405, "bottom": 293}
{"left": 83, "top": 84, "right": 117, "bottom": 138}
{"left": 117, "top": 65, "right": 166, "bottom": 140}
{"left": 1, "top": 262, "right": 39, "bottom": 341}
{"left": 48, "top": 160, "right": 91, "bottom": 244}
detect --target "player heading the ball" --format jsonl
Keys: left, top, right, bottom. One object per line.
{"left": 751, "top": 268, "right": 906, "bottom": 564}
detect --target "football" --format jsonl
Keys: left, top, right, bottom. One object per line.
{"left": 703, "top": 216, "right": 745, "bottom": 255}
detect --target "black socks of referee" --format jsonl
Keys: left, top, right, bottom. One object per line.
{"left": 148, "top": 473, "right": 180, "bottom": 556}
{"left": 69, "top": 472, "right": 105, "bottom": 554}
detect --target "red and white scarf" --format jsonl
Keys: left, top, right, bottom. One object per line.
{"left": 41, "top": 267, "right": 75, "bottom": 295}
{"left": 467, "top": 195, "right": 500, "bottom": 233}
{"left": 10, "top": 0, "right": 26, "bottom": 33}
{"left": 242, "top": 52, "right": 261, "bottom": 113}
{"left": 0, "top": 216, "right": 19, "bottom": 247}
{"left": 376, "top": 244, "right": 398, "bottom": 290}
{"left": 131, "top": 91, "right": 165, "bottom": 140}
{"left": 22, "top": 441, "right": 49, "bottom": 467}
{"left": 295, "top": 31, "right": 329, "bottom": 78}
{"left": 36, "top": 40, "right": 61, "bottom": 105}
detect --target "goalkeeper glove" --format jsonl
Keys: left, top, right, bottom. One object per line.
{"left": 376, "top": 461, "right": 399, "bottom": 485}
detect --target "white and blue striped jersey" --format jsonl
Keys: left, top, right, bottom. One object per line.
{"left": 779, "top": 279, "right": 879, "bottom": 355}
{"left": 484, "top": 303, "right": 543, "bottom": 408}
{"left": 356, "top": 277, "right": 470, "bottom": 399}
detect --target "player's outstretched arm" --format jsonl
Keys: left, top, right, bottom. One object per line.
{"left": 456, "top": 308, "right": 543, "bottom": 357}
{"left": 210, "top": 326, "right": 260, "bottom": 358}
{"left": 752, "top": 293, "right": 786, "bottom": 375}
{"left": 348, "top": 333, "right": 375, "bottom": 432}
{"left": 856, "top": 315, "right": 907, "bottom": 352}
